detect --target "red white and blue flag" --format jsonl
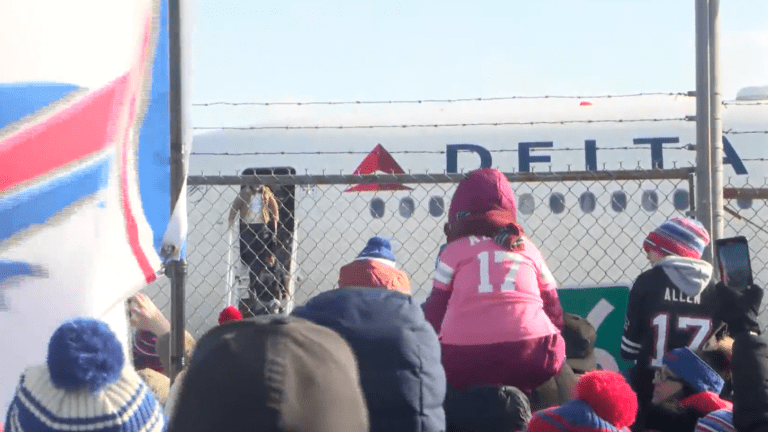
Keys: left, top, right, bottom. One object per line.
{"left": 0, "top": 0, "right": 187, "bottom": 411}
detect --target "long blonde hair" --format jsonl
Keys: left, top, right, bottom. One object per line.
{"left": 260, "top": 185, "right": 278, "bottom": 223}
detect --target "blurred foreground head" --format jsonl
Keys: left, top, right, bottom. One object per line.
{"left": 5, "top": 318, "right": 165, "bottom": 432}
{"left": 167, "top": 315, "right": 369, "bottom": 432}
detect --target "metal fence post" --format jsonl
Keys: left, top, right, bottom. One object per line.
{"left": 165, "top": 260, "right": 186, "bottom": 381}
{"left": 688, "top": 171, "right": 697, "bottom": 217}
{"left": 695, "top": 0, "right": 713, "bottom": 262}
{"left": 168, "top": 0, "right": 187, "bottom": 383}
{"left": 709, "top": 0, "right": 724, "bottom": 276}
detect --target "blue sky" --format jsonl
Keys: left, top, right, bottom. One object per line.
{"left": 189, "top": 1, "right": 768, "bottom": 128}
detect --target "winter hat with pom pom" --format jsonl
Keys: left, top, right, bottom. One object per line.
{"left": 218, "top": 305, "right": 243, "bottom": 325}
{"left": 528, "top": 370, "right": 637, "bottom": 432}
{"left": 339, "top": 236, "right": 411, "bottom": 294}
{"left": 4, "top": 318, "right": 166, "bottom": 432}
{"left": 357, "top": 236, "right": 396, "bottom": 264}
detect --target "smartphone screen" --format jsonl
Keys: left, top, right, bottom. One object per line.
{"left": 717, "top": 238, "right": 753, "bottom": 290}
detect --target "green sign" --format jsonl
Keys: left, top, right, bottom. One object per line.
{"left": 557, "top": 286, "right": 632, "bottom": 372}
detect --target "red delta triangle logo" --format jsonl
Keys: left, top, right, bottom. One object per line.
{"left": 345, "top": 144, "right": 412, "bottom": 192}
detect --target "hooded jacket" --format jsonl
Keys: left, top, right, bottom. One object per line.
{"left": 621, "top": 257, "right": 721, "bottom": 432}
{"left": 338, "top": 258, "right": 411, "bottom": 294}
{"left": 425, "top": 168, "right": 564, "bottom": 335}
{"left": 621, "top": 257, "right": 720, "bottom": 366}
{"left": 292, "top": 288, "right": 446, "bottom": 432}
{"left": 656, "top": 256, "right": 713, "bottom": 298}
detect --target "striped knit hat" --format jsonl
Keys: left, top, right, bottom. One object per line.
{"left": 5, "top": 318, "right": 166, "bottom": 432}
{"left": 643, "top": 217, "right": 710, "bottom": 259}
{"left": 695, "top": 409, "right": 734, "bottom": 432}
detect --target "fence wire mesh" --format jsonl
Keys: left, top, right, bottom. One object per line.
{"left": 140, "top": 168, "right": 768, "bottom": 338}
{"left": 723, "top": 177, "right": 768, "bottom": 327}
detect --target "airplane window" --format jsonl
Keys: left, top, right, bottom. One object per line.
{"left": 399, "top": 197, "right": 415, "bottom": 218}
{"left": 579, "top": 191, "right": 596, "bottom": 214}
{"left": 428, "top": 196, "right": 445, "bottom": 217}
{"left": 611, "top": 191, "right": 627, "bottom": 213}
{"left": 737, "top": 198, "right": 753, "bottom": 210}
{"left": 518, "top": 193, "right": 535, "bottom": 215}
{"left": 549, "top": 193, "right": 566, "bottom": 214}
{"left": 641, "top": 190, "right": 659, "bottom": 213}
{"left": 673, "top": 189, "right": 689, "bottom": 211}
{"left": 370, "top": 197, "right": 385, "bottom": 218}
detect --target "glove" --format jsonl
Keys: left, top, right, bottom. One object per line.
{"left": 715, "top": 282, "right": 764, "bottom": 335}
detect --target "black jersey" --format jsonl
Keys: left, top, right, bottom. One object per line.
{"left": 621, "top": 264, "right": 721, "bottom": 369}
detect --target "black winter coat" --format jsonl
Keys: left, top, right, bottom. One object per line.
{"left": 732, "top": 332, "right": 768, "bottom": 432}
{"left": 643, "top": 392, "right": 731, "bottom": 432}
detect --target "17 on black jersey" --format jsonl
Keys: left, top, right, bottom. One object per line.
{"left": 621, "top": 266, "right": 721, "bottom": 368}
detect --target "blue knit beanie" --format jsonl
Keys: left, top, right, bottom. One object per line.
{"left": 663, "top": 347, "right": 725, "bottom": 394}
{"left": 357, "top": 236, "right": 396, "bottom": 263}
{"left": 5, "top": 318, "right": 166, "bottom": 432}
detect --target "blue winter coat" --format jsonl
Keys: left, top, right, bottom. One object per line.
{"left": 293, "top": 287, "right": 446, "bottom": 432}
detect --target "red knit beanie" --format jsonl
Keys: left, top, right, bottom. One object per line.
{"left": 218, "top": 306, "right": 243, "bottom": 325}
{"left": 573, "top": 370, "right": 638, "bottom": 429}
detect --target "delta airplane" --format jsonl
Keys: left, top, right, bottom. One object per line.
{"left": 186, "top": 91, "right": 768, "bottom": 369}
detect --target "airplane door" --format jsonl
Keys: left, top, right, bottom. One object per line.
{"left": 238, "top": 167, "right": 297, "bottom": 314}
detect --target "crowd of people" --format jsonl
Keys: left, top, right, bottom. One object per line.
{"left": 4, "top": 167, "right": 768, "bottom": 432}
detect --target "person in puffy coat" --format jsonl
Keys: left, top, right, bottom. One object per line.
{"left": 293, "top": 287, "right": 446, "bottom": 432}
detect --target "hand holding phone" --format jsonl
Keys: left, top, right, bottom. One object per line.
{"left": 716, "top": 236, "right": 754, "bottom": 290}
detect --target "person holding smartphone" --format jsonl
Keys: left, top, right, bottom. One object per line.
{"left": 715, "top": 274, "right": 767, "bottom": 432}
{"left": 620, "top": 217, "right": 723, "bottom": 431}
{"left": 716, "top": 236, "right": 754, "bottom": 292}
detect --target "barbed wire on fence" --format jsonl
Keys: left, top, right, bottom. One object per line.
{"left": 725, "top": 130, "right": 768, "bottom": 135}
{"left": 190, "top": 144, "right": 695, "bottom": 157}
{"left": 192, "top": 117, "right": 692, "bottom": 131}
{"left": 723, "top": 101, "right": 768, "bottom": 106}
{"left": 191, "top": 94, "right": 768, "bottom": 108}
{"left": 191, "top": 92, "right": 693, "bottom": 107}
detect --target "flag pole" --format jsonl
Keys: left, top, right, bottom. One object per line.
{"left": 167, "top": 0, "right": 188, "bottom": 384}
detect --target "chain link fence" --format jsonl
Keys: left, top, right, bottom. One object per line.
{"left": 142, "top": 169, "right": 768, "bottom": 338}
{"left": 723, "top": 177, "right": 768, "bottom": 324}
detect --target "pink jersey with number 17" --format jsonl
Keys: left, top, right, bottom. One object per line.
{"left": 433, "top": 235, "right": 560, "bottom": 346}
